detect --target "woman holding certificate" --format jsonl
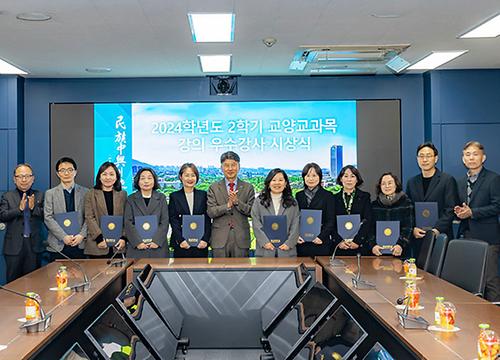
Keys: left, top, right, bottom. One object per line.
{"left": 369, "top": 172, "right": 414, "bottom": 257}
{"left": 124, "top": 168, "right": 169, "bottom": 258}
{"left": 251, "top": 168, "right": 300, "bottom": 257}
{"left": 332, "top": 165, "right": 373, "bottom": 256}
{"left": 295, "top": 163, "right": 335, "bottom": 257}
{"left": 169, "top": 163, "right": 211, "bottom": 258}
{"left": 84, "top": 162, "right": 127, "bottom": 258}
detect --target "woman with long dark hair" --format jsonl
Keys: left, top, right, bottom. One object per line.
{"left": 251, "top": 168, "right": 300, "bottom": 257}
{"left": 332, "top": 165, "right": 373, "bottom": 256}
{"left": 295, "top": 163, "right": 335, "bottom": 256}
{"left": 124, "top": 168, "right": 169, "bottom": 258}
{"left": 84, "top": 161, "right": 127, "bottom": 258}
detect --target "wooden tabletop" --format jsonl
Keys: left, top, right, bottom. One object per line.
{"left": 0, "top": 259, "right": 131, "bottom": 360}
{"left": 316, "top": 256, "right": 499, "bottom": 360}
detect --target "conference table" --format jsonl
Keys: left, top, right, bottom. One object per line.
{"left": 0, "top": 259, "right": 131, "bottom": 360}
{"left": 317, "top": 256, "right": 500, "bottom": 360}
{"left": 0, "top": 256, "right": 498, "bottom": 359}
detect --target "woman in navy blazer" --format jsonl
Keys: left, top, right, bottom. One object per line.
{"left": 295, "top": 163, "right": 335, "bottom": 257}
{"left": 332, "top": 165, "right": 373, "bottom": 256}
{"left": 169, "top": 163, "right": 211, "bottom": 258}
{"left": 124, "top": 168, "right": 169, "bottom": 258}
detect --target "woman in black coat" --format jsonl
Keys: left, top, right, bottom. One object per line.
{"left": 332, "top": 165, "right": 373, "bottom": 256}
{"left": 369, "top": 172, "right": 414, "bottom": 257}
{"left": 295, "top": 163, "right": 335, "bottom": 257}
{"left": 168, "top": 163, "right": 211, "bottom": 258}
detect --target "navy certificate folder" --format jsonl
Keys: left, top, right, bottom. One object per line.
{"left": 135, "top": 215, "right": 158, "bottom": 244}
{"left": 54, "top": 211, "right": 80, "bottom": 236}
{"left": 300, "top": 209, "right": 322, "bottom": 242}
{"left": 100, "top": 215, "right": 123, "bottom": 247}
{"left": 263, "top": 215, "right": 287, "bottom": 248}
{"left": 376, "top": 221, "right": 399, "bottom": 255}
{"left": 182, "top": 215, "right": 205, "bottom": 247}
{"left": 336, "top": 214, "right": 361, "bottom": 241}
{"left": 414, "top": 202, "right": 438, "bottom": 230}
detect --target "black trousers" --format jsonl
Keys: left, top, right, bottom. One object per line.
{"left": 5, "top": 237, "right": 40, "bottom": 283}
{"left": 49, "top": 245, "right": 87, "bottom": 262}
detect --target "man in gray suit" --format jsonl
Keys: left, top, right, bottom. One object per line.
{"left": 207, "top": 151, "right": 255, "bottom": 257}
{"left": 455, "top": 141, "right": 500, "bottom": 302}
{"left": 0, "top": 164, "right": 44, "bottom": 282}
{"left": 45, "top": 157, "right": 89, "bottom": 260}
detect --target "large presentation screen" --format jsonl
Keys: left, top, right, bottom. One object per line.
{"left": 94, "top": 101, "right": 357, "bottom": 194}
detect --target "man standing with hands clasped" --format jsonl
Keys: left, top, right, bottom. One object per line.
{"left": 0, "top": 164, "right": 44, "bottom": 282}
{"left": 455, "top": 141, "right": 500, "bottom": 302}
{"left": 44, "top": 157, "right": 89, "bottom": 261}
{"left": 207, "top": 151, "right": 255, "bottom": 257}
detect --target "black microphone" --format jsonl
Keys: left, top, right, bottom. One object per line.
{"left": 395, "top": 294, "right": 429, "bottom": 329}
{"left": 351, "top": 252, "right": 376, "bottom": 289}
{"left": 0, "top": 285, "right": 52, "bottom": 332}
{"left": 106, "top": 245, "right": 127, "bottom": 267}
{"left": 47, "top": 244, "right": 90, "bottom": 292}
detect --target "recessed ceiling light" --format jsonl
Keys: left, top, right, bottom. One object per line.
{"left": 188, "top": 13, "right": 235, "bottom": 42}
{"left": 16, "top": 12, "right": 52, "bottom": 21}
{"left": 198, "top": 55, "right": 231, "bottom": 73}
{"left": 85, "top": 67, "right": 112, "bottom": 73}
{"left": 460, "top": 13, "right": 500, "bottom": 38}
{"left": 371, "top": 14, "right": 401, "bottom": 19}
{"left": 408, "top": 51, "right": 468, "bottom": 70}
{"left": 0, "top": 58, "right": 27, "bottom": 75}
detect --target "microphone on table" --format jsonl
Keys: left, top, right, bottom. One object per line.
{"left": 330, "top": 219, "right": 367, "bottom": 267}
{"left": 107, "top": 245, "right": 127, "bottom": 267}
{"left": 47, "top": 244, "right": 90, "bottom": 292}
{"left": 0, "top": 285, "right": 52, "bottom": 333}
{"left": 351, "top": 253, "right": 376, "bottom": 289}
{"left": 395, "top": 295, "right": 429, "bottom": 329}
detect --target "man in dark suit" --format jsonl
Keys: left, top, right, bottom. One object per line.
{"left": 207, "top": 151, "right": 255, "bottom": 257}
{"left": 406, "top": 142, "right": 459, "bottom": 256}
{"left": 455, "top": 141, "right": 500, "bottom": 302}
{"left": 0, "top": 164, "right": 44, "bottom": 282}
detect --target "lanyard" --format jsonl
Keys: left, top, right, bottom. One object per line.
{"left": 342, "top": 190, "right": 355, "bottom": 214}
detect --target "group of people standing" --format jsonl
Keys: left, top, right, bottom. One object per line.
{"left": 0, "top": 141, "right": 499, "bottom": 301}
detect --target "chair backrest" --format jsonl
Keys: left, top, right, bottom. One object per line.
{"left": 416, "top": 230, "right": 435, "bottom": 271}
{"left": 440, "top": 239, "right": 489, "bottom": 296}
{"left": 426, "top": 234, "right": 449, "bottom": 277}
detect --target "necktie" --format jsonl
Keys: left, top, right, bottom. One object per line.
{"left": 23, "top": 193, "right": 31, "bottom": 238}
{"left": 229, "top": 182, "right": 235, "bottom": 192}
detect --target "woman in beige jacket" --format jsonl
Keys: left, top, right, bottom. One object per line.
{"left": 84, "top": 162, "right": 127, "bottom": 258}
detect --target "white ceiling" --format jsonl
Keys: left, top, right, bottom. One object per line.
{"left": 0, "top": 0, "right": 499, "bottom": 78}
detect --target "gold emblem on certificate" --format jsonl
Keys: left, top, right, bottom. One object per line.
{"left": 107, "top": 222, "right": 116, "bottom": 230}
{"left": 345, "top": 221, "right": 353, "bottom": 230}
{"left": 63, "top": 219, "right": 71, "bottom": 227}
{"left": 142, "top": 222, "right": 151, "bottom": 231}
{"left": 384, "top": 228, "right": 392, "bottom": 236}
{"left": 422, "top": 209, "right": 430, "bottom": 218}
{"left": 271, "top": 222, "right": 279, "bottom": 231}
{"left": 190, "top": 222, "right": 198, "bottom": 230}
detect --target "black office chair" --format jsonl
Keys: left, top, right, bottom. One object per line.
{"left": 440, "top": 239, "right": 489, "bottom": 296}
{"left": 416, "top": 230, "right": 435, "bottom": 271}
{"left": 426, "top": 234, "right": 449, "bottom": 277}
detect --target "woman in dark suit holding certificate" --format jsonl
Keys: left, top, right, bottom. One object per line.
{"left": 84, "top": 162, "right": 127, "bottom": 258}
{"left": 124, "top": 168, "right": 169, "bottom": 258}
{"left": 252, "top": 168, "right": 300, "bottom": 257}
{"left": 332, "top": 165, "right": 373, "bottom": 256}
{"left": 369, "top": 172, "right": 414, "bottom": 257}
{"left": 295, "top": 163, "right": 335, "bottom": 257}
{"left": 169, "top": 163, "right": 211, "bottom": 258}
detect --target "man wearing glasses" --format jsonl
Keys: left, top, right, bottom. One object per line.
{"left": 406, "top": 142, "right": 459, "bottom": 257}
{"left": 0, "top": 164, "right": 44, "bottom": 282}
{"left": 44, "top": 157, "right": 89, "bottom": 261}
{"left": 207, "top": 151, "right": 255, "bottom": 257}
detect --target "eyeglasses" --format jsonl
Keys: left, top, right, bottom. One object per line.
{"left": 15, "top": 175, "right": 33, "bottom": 180}
{"left": 417, "top": 154, "right": 435, "bottom": 159}
{"left": 58, "top": 168, "right": 75, "bottom": 174}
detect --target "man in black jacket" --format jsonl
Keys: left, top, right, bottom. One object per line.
{"left": 406, "top": 143, "right": 459, "bottom": 257}
{"left": 455, "top": 141, "right": 500, "bottom": 302}
{"left": 0, "top": 164, "right": 44, "bottom": 282}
